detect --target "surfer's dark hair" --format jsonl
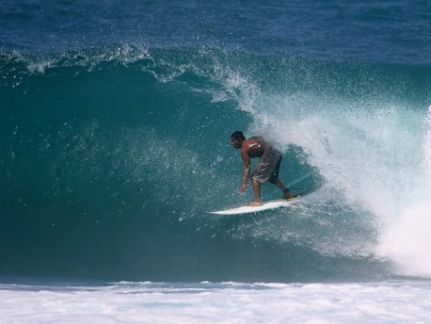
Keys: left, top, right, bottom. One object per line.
{"left": 231, "top": 131, "right": 245, "bottom": 140}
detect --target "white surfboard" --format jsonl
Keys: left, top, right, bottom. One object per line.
{"left": 209, "top": 197, "right": 298, "bottom": 216}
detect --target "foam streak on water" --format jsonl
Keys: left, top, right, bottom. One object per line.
{"left": 0, "top": 281, "right": 430, "bottom": 323}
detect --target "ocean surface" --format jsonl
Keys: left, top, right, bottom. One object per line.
{"left": 1, "top": 0, "right": 431, "bottom": 322}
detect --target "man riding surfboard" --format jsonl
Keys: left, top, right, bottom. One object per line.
{"left": 230, "top": 131, "right": 294, "bottom": 206}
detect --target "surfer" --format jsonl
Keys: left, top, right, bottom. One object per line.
{"left": 230, "top": 131, "right": 294, "bottom": 206}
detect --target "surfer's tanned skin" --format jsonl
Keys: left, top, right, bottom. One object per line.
{"left": 230, "top": 131, "right": 294, "bottom": 206}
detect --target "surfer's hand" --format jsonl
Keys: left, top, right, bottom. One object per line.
{"left": 240, "top": 184, "right": 247, "bottom": 194}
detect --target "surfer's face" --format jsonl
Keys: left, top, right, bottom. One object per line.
{"left": 231, "top": 137, "right": 242, "bottom": 149}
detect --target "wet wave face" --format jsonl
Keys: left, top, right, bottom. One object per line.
{"left": 1, "top": 46, "right": 430, "bottom": 281}
{"left": 1, "top": 0, "right": 431, "bottom": 282}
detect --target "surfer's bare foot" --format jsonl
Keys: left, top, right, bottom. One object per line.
{"left": 248, "top": 200, "right": 263, "bottom": 206}
{"left": 283, "top": 190, "right": 295, "bottom": 200}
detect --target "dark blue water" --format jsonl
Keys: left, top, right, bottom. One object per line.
{"left": 2, "top": 0, "right": 431, "bottom": 64}
{"left": 1, "top": 0, "right": 430, "bottom": 282}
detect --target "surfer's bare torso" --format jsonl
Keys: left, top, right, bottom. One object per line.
{"left": 241, "top": 138, "right": 264, "bottom": 158}
{"left": 241, "top": 137, "right": 266, "bottom": 160}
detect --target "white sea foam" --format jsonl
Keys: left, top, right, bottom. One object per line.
{"left": 244, "top": 91, "right": 431, "bottom": 277}
{"left": 376, "top": 106, "right": 431, "bottom": 277}
{"left": 0, "top": 281, "right": 430, "bottom": 323}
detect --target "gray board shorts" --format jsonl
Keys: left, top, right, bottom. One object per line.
{"left": 251, "top": 148, "right": 282, "bottom": 184}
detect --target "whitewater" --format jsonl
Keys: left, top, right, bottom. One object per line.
{"left": 1, "top": 281, "right": 431, "bottom": 323}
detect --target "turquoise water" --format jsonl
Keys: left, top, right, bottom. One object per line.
{"left": 1, "top": 0, "right": 431, "bottom": 285}
{"left": 2, "top": 45, "right": 430, "bottom": 283}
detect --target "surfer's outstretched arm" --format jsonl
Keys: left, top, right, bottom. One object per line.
{"left": 240, "top": 149, "right": 251, "bottom": 193}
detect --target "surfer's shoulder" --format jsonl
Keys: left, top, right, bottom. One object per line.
{"left": 243, "top": 138, "right": 259, "bottom": 149}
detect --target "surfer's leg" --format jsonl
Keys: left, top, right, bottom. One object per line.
{"left": 266, "top": 156, "right": 293, "bottom": 198}
{"left": 249, "top": 178, "right": 263, "bottom": 206}
{"left": 267, "top": 154, "right": 294, "bottom": 199}
{"left": 273, "top": 178, "right": 294, "bottom": 199}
